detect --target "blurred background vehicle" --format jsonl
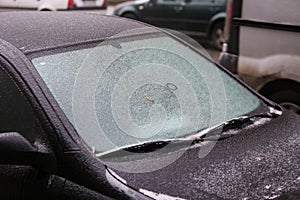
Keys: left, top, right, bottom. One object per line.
{"left": 0, "top": 0, "right": 221, "bottom": 61}
{"left": 0, "top": 0, "right": 107, "bottom": 11}
{"left": 220, "top": 0, "right": 300, "bottom": 114}
{"left": 113, "top": 0, "right": 227, "bottom": 50}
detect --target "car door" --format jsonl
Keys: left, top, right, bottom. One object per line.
{"left": 79, "top": 0, "right": 105, "bottom": 8}
{"left": 0, "top": 0, "right": 17, "bottom": 8}
{"left": 15, "top": 0, "right": 44, "bottom": 9}
{"left": 0, "top": 62, "right": 54, "bottom": 199}
{"left": 142, "top": 0, "right": 187, "bottom": 31}
{"left": 0, "top": 66, "right": 38, "bottom": 147}
{"left": 182, "top": 0, "right": 216, "bottom": 35}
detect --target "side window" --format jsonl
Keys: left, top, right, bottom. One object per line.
{"left": 0, "top": 66, "right": 37, "bottom": 144}
{"left": 157, "top": 0, "right": 184, "bottom": 4}
{"left": 190, "top": 0, "right": 214, "bottom": 4}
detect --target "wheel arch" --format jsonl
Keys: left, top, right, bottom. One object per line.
{"left": 38, "top": 4, "right": 56, "bottom": 11}
{"left": 121, "top": 11, "right": 139, "bottom": 19}
{"left": 207, "top": 12, "right": 226, "bottom": 38}
{"left": 117, "top": 7, "right": 138, "bottom": 17}
{"left": 259, "top": 78, "right": 300, "bottom": 97}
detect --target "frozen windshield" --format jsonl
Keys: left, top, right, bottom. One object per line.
{"left": 32, "top": 28, "right": 265, "bottom": 153}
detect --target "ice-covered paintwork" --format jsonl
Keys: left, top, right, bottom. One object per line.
{"left": 0, "top": 12, "right": 299, "bottom": 200}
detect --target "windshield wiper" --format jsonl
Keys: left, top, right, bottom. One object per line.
{"left": 194, "top": 106, "right": 282, "bottom": 141}
{"left": 96, "top": 106, "right": 282, "bottom": 157}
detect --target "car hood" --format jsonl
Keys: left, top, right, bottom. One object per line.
{"left": 105, "top": 110, "right": 300, "bottom": 199}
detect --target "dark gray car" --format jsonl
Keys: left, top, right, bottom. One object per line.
{"left": 114, "top": 0, "right": 227, "bottom": 49}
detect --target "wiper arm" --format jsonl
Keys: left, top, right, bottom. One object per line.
{"left": 97, "top": 106, "right": 282, "bottom": 157}
{"left": 193, "top": 106, "right": 282, "bottom": 141}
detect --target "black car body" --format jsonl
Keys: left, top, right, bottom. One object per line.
{"left": 0, "top": 12, "right": 299, "bottom": 200}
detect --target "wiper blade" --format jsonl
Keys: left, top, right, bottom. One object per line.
{"left": 97, "top": 106, "right": 282, "bottom": 157}
{"left": 97, "top": 138, "right": 188, "bottom": 158}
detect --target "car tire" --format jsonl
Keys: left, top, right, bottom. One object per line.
{"left": 261, "top": 82, "right": 300, "bottom": 114}
{"left": 211, "top": 21, "right": 225, "bottom": 51}
{"left": 122, "top": 13, "right": 138, "bottom": 20}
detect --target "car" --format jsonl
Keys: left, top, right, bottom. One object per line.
{"left": 0, "top": 0, "right": 107, "bottom": 11}
{"left": 113, "top": 0, "right": 227, "bottom": 50}
{"left": 0, "top": 12, "right": 299, "bottom": 200}
{"left": 219, "top": 0, "right": 300, "bottom": 114}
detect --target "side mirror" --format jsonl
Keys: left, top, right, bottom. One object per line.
{"left": 0, "top": 132, "right": 56, "bottom": 173}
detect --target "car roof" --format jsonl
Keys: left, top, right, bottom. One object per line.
{"left": 0, "top": 12, "right": 146, "bottom": 54}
